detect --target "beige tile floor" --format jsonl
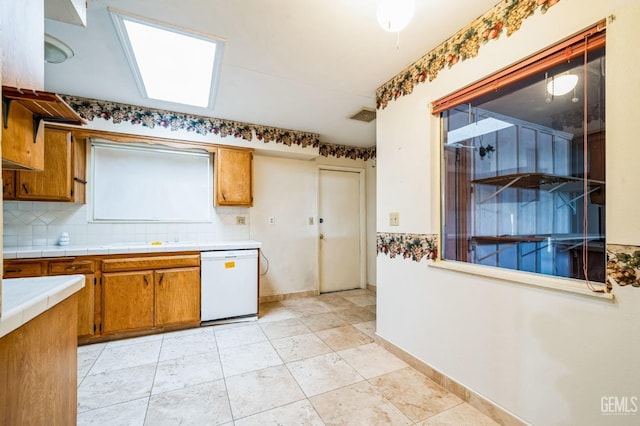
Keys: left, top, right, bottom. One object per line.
{"left": 77, "top": 289, "right": 499, "bottom": 425}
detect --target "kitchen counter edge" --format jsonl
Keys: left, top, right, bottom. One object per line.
{"left": 0, "top": 275, "right": 85, "bottom": 338}
{"left": 3, "top": 240, "right": 262, "bottom": 259}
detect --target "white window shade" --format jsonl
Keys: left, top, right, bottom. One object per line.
{"left": 91, "top": 141, "right": 211, "bottom": 222}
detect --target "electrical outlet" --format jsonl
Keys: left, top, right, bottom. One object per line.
{"left": 389, "top": 212, "right": 400, "bottom": 226}
{"left": 268, "top": 216, "right": 275, "bottom": 225}
{"left": 236, "top": 216, "right": 246, "bottom": 225}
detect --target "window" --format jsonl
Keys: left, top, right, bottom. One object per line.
{"left": 438, "top": 28, "right": 606, "bottom": 283}
{"left": 91, "top": 141, "right": 211, "bottom": 222}
{"left": 110, "top": 10, "right": 225, "bottom": 108}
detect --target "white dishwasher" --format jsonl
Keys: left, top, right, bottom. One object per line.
{"left": 200, "top": 249, "right": 258, "bottom": 323}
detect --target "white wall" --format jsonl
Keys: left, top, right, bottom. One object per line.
{"left": 251, "top": 152, "right": 376, "bottom": 297}
{"left": 376, "top": 1, "right": 640, "bottom": 425}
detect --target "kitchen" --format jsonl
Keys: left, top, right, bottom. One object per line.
{"left": 0, "top": 0, "right": 384, "bottom": 424}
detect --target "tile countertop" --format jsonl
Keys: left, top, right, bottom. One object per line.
{"left": 3, "top": 240, "right": 262, "bottom": 259}
{"left": 0, "top": 275, "right": 85, "bottom": 338}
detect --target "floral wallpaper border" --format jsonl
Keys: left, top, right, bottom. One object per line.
{"left": 376, "top": 0, "right": 561, "bottom": 110}
{"left": 62, "top": 95, "right": 376, "bottom": 161}
{"left": 607, "top": 244, "right": 640, "bottom": 288}
{"left": 377, "top": 233, "right": 438, "bottom": 262}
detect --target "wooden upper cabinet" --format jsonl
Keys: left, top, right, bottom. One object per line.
{"left": 1, "top": 102, "right": 46, "bottom": 170}
{"left": 5, "top": 127, "right": 87, "bottom": 202}
{"left": 17, "top": 128, "right": 72, "bottom": 200}
{"left": 215, "top": 147, "right": 253, "bottom": 207}
{"left": 1, "top": 0, "right": 45, "bottom": 90}
{"left": 2, "top": 170, "right": 16, "bottom": 200}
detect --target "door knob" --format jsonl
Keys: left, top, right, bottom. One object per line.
{"left": 319, "top": 234, "right": 324, "bottom": 240}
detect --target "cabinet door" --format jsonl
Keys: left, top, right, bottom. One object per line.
{"left": 2, "top": 171, "right": 16, "bottom": 199}
{"left": 16, "top": 128, "right": 73, "bottom": 201}
{"left": 77, "top": 274, "right": 95, "bottom": 338}
{"left": 1, "top": 102, "right": 45, "bottom": 170}
{"left": 155, "top": 267, "right": 201, "bottom": 327}
{"left": 215, "top": 148, "right": 253, "bottom": 206}
{"left": 102, "top": 271, "right": 154, "bottom": 334}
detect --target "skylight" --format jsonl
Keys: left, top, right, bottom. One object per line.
{"left": 110, "top": 10, "right": 225, "bottom": 108}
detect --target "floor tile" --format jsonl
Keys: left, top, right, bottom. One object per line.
{"left": 219, "top": 341, "right": 283, "bottom": 377}
{"left": 370, "top": 368, "right": 464, "bottom": 423}
{"left": 333, "top": 288, "right": 373, "bottom": 297}
{"left": 90, "top": 340, "right": 161, "bottom": 375}
{"left": 226, "top": 365, "right": 306, "bottom": 419}
{"left": 161, "top": 325, "right": 213, "bottom": 339}
{"left": 78, "top": 342, "right": 107, "bottom": 353}
{"left": 78, "top": 364, "right": 156, "bottom": 412}
{"left": 259, "top": 317, "right": 310, "bottom": 340}
{"left": 343, "top": 294, "right": 377, "bottom": 307}
{"left": 315, "top": 324, "right": 373, "bottom": 351}
{"left": 153, "top": 351, "right": 224, "bottom": 395}
{"left": 315, "top": 293, "right": 359, "bottom": 310}
{"left": 271, "top": 332, "right": 333, "bottom": 363}
{"left": 159, "top": 329, "right": 218, "bottom": 361}
{"left": 334, "top": 306, "right": 377, "bottom": 324}
{"left": 281, "top": 298, "right": 332, "bottom": 316}
{"left": 78, "top": 346, "right": 104, "bottom": 384}
{"left": 258, "top": 302, "right": 298, "bottom": 323}
{"left": 105, "top": 333, "right": 164, "bottom": 348}
{"left": 310, "top": 381, "right": 412, "bottom": 425}
{"left": 298, "top": 312, "right": 348, "bottom": 332}
{"left": 287, "top": 352, "right": 363, "bottom": 397}
{"left": 353, "top": 320, "right": 376, "bottom": 339}
{"left": 338, "top": 342, "right": 407, "bottom": 379}
{"left": 145, "top": 380, "right": 232, "bottom": 425}
{"left": 234, "top": 399, "right": 324, "bottom": 426}
{"left": 77, "top": 397, "right": 148, "bottom": 426}
{"left": 416, "top": 403, "right": 500, "bottom": 426}
{"left": 214, "top": 323, "right": 267, "bottom": 349}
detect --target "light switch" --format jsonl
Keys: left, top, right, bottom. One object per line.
{"left": 308, "top": 217, "right": 314, "bottom": 225}
{"left": 389, "top": 212, "right": 400, "bottom": 226}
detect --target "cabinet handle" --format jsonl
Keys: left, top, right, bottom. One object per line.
{"left": 6, "top": 268, "right": 22, "bottom": 273}
{"left": 65, "top": 265, "right": 78, "bottom": 270}
{"left": 22, "top": 184, "right": 29, "bottom": 194}
{"left": 74, "top": 177, "right": 87, "bottom": 184}
{"left": 143, "top": 275, "right": 149, "bottom": 286}
{"left": 158, "top": 273, "right": 164, "bottom": 285}
{"left": 221, "top": 192, "right": 227, "bottom": 201}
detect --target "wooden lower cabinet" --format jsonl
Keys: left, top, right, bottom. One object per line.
{"left": 102, "top": 271, "right": 154, "bottom": 334}
{"left": 4, "top": 258, "right": 97, "bottom": 339}
{"left": 0, "top": 295, "right": 78, "bottom": 426}
{"left": 4, "top": 252, "right": 201, "bottom": 343}
{"left": 155, "top": 267, "right": 201, "bottom": 327}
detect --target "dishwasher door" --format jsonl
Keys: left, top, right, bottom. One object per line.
{"left": 200, "top": 249, "right": 258, "bottom": 322}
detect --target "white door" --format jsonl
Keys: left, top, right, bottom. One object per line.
{"left": 319, "top": 168, "right": 363, "bottom": 293}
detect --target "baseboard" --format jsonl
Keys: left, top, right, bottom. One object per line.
{"left": 259, "top": 290, "right": 319, "bottom": 304}
{"left": 366, "top": 283, "right": 377, "bottom": 293}
{"left": 375, "top": 335, "right": 528, "bottom": 426}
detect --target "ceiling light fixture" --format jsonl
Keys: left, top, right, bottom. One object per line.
{"left": 377, "top": 0, "right": 415, "bottom": 33}
{"left": 44, "top": 34, "right": 74, "bottom": 64}
{"left": 546, "top": 73, "right": 578, "bottom": 96}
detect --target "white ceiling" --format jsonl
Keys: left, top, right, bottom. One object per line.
{"left": 44, "top": 0, "right": 498, "bottom": 148}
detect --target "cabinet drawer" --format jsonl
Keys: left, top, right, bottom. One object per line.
{"left": 101, "top": 254, "right": 200, "bottom": 272}
{"left": 48, "top": 259, "right": 95, "bottom": 275}
{"left": 4, "top": 261, "right": 43, "bottom": 278}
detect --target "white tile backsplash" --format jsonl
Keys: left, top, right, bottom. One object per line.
{"left": 3, "top": 202, "right": 250, "bottom": 247}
